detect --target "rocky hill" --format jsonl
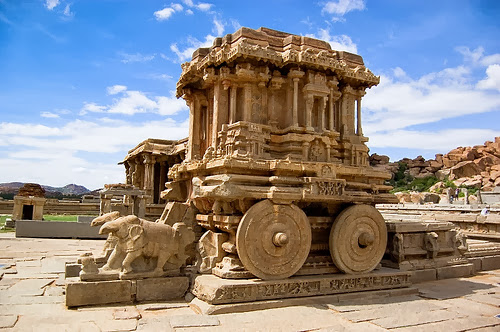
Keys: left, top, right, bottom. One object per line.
{"left": 0, "top": 182, "right": 90, "bottom": 197}
{"left": 370, "top": 137, "right": 500, "bottom": 193}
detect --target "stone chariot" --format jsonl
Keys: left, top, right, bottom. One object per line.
{"left": 165, "top": 27, "right": 398, "bottom": 281}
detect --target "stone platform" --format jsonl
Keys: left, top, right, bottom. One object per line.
{"left": 66, "top": 276, "right": 189, "bottom": 307}
{"left": 192, "top": 268, "right": 412, "bottom": 306}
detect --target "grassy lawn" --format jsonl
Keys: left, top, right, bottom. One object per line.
{"left": 43, "top": 215, "right": 79, "bottom": 222}
{"left": 0, "top": 215, "right": 14, "bottom": 232}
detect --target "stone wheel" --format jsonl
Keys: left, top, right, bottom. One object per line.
{"left": 236, "top": 200, "right": 311, "bottom": 280}
{"left": 329, "top": 204, "right": 387, "bottom": 274}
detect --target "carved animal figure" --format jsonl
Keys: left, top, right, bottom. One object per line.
{"left": 99, "top": 214, "right": 194, "bottom": 277}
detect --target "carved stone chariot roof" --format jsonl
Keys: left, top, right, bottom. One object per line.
{"left": 176, "top": 27, "right": 380, "bottom": 97}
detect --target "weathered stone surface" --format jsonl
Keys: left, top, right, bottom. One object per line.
{"left": 113, "top": 307, "right": 141, "bottom": 320}
{"left": 169, "top": 314, "right": 220, "bottom": 328}
{"left": 66, "top": 280, "right": 133, "bottom": 307}
{"left": 192, "top": 270, "right": 411, "bottom": 305}
{"left": 0, "top": 315, "right": 18, "bottom": 328}
{"left": 371, "top": 309, "right": 460, "bottom": 329}
{"left": 135, "top": 276, "right": 188, "bottom": 302}
{"left": 436, "top": 263, "right": 474, "bottom": 279}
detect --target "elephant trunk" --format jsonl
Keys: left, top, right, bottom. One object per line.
{"left": 99, "top": 221, "right": 120, "bottom": 235}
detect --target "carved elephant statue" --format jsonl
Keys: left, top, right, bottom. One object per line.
{"left": 98, "top": 214, "right": 194, "bottom": 277}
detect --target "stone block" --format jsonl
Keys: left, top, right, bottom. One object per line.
{"left": 436, "top": 263, "right": 474, "bottom": 280}
{"left": 16, "top": 220, "right": 107, "bottom": 239}
{"left": 136, "top": 277, "right": 188, "bottom": 302}
{"left": 65, "top": 263, "right": 82, "bottom": 278}
{"left": 481, "top": 255, "right": 500, "bottom": 271}
{"left": 468, "top": 257, "right": 482, "bottom": 272}
{"left": 169, "top": 315, "right": 220, "bottom": 328}
{"left": 410, "top": 269, "right": 436, "bottom": 283}
{"left": 192, "top": 270, "right": 412, "bottom": 305}
{"left": 66, "top": 280, "right": 133, "bottom": 307}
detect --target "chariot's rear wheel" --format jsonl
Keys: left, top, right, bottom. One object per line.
{"left": 329, "top": 204, "right": 387, "bottom": 274}
{"left": 236, "top": 200, "right": 311, "bottom": 280}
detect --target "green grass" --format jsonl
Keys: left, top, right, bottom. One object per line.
{"left": 43, "top": 215, "right": 79, "bottom": 222}
{"left": 0, "top": 215, "right": 14, "bottom": 232}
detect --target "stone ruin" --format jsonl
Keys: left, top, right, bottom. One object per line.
{"left": 66, "top": 27, "right": 476, "bottom": 309}
{"left": 12, "top": 183, "right": 46, "bottom": 221}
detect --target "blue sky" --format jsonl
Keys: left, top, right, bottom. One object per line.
{"left": 0, "top": 0, "right": 499, "bottom": 190}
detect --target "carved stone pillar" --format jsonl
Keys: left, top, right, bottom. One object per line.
{"left": 305, "top": 95, "right": 314, "bottom": 131}
{"left": 229, "top": 85, "right": 237, "bottom": 124}
{"left": 289, "top": 69, "right": 304, "bottom": 127}
{"left": 328, "top": 78, "right": 340, "bottom": 131}
{"left": 321, "top": 97, "right": 327, "bottom": 131}
{"left": 212, "top": 81, "right": 221, "bottom": 148}
{"left": 243, "top": 83, "right": 252, "bottom": 122}
{"left": 143, "top": 154, "right": 155, "bottom": 204}
{"left": 356, "top": 90, "right": 366, "bottom": 136}
{"left": 185, "top": 92, "right": 198, "bottom": 161}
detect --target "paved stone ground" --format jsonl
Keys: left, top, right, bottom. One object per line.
{"left": 1, "top": 232, "right": 500, "bottom": 332}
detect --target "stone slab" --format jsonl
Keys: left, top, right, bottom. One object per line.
{"left": 65, "top": 263, "right": 82, "bottom": 278}
{"left": 371, "top": 309, "right": 461, "bottom": 329}
{"left": 436, "top": 263, "right": 474, "bottom": 280}
{"left": 66, "top": 280, "right": 133, "bottom": 307}
{"left": 0, "top": 315, "right": 18, "bottom": 328}
{"left": 136, "top": 276, "right": 189, "bottom": 302}
{"left": 392, "top": 316, "right": 500, "bottom": 332}
{"left": 410, "top": 268, "right": 437, "bottom": 283}
{"left": 190, "top": 287, "right": 419, "bottom": 315}
{"left": 169, "top": 314, "right": 220, "bottom": 328}
{"left": 192, "top": 270, "right": 412, "bottom": 305}
{"left": 16, "top": 220, "right": 107, "bottom": 239}
{"left": 6, "top": 278, "right": 53, "bottom": 296}
{"left": 481, "top": 255, "right": 500, "bottom": 271}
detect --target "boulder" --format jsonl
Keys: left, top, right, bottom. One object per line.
{"left": 422, "top": 192, "right": 440, "bottom": 203}
{"left": 449, "top": 161, "right": 481, "bottom": 179}
{"left": 394, "top": 192, "right": 411, "bottom": 203}
{"left": 429, "top": 181, "right": 446, "bottom": 193}
{"left": 410, "top": 191, "right": 424, "bottom": 204}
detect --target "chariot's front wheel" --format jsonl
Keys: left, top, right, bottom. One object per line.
{"left": 236, "top": 200, "right": 311, "bottom": 280}
{"left": 329, "top": 204, "right": 387, "bottom": 274}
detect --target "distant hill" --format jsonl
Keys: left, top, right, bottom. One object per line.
{"left": 0, "top": 182, "right": 90, "bottom": 197}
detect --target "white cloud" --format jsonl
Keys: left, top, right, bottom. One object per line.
{"left": 154, "top": 7, "right": 176, "bottom": 20}
{"left": 197, "top": 3, "right": 213, "bottom": 11}
{"left": 154, "top": 3, "right": 184, "bottom": 21}
{"left": 456, "top": 46, "right": 500, "bottom": 67}
{"left": 62, "top": 4, "right": 74, "bottom": 19}
{"left": 171, "top": 34, "right": 215, "bottom": 62}
{"left": 80, "top": 102, "right": 106, "bottom": 115}
{"left": 40, "top": 111, "right": 60, "bottom": 118}
{"left": 186, "top": 9, "right": 194, "bottom": 15}
{"left": 213, "top": 18, "right": 225, "bottom": 36}
{"left": 362, "top": 50, "right": 500, "bottom": 155}
{"left": 80, "top": 87, "right": 188, "bottom": 116}
{"left": 183, "top": 0, "right": 194, "bottom": 7}
{"left": 44, "top": 0, "right": 60, "bottom": 10}
{"left": 171, "top": 3, "right": 184, "bottom": 11}
{"left": 477, "top": 64, "right": 500, "bottom": 92}
{"left": 0, "top": 118, "right": 190, "bottom": 189}
{"left": 308, "top": 29, "right": 358, "bottom": 53}
{"left": 107, "top": 91, "right": 158, "bottom": 115}
{"left": 322, "top": 0, "right": 365, "bottom": 19}
{"left": 107, "top": 85, "right": 127, "bottom": 95}
{"left": 369, "top": 129, "right": 499, "bottom": 153}
{"left": 119, "top": 52, "right": 155, "bottom": 63}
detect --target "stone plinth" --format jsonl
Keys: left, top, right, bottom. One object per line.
{"left": 66, "top": 276, "right": 189, "bottom": 307}
{"left": 191, "top": 269, "right": 411, "bottom": 305}
{"left": 383, "top": 220, "right": 473, "bottom": 282}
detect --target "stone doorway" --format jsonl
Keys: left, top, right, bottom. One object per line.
{"left": 22, "top": 205, "right": 34, "bottom": 220}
